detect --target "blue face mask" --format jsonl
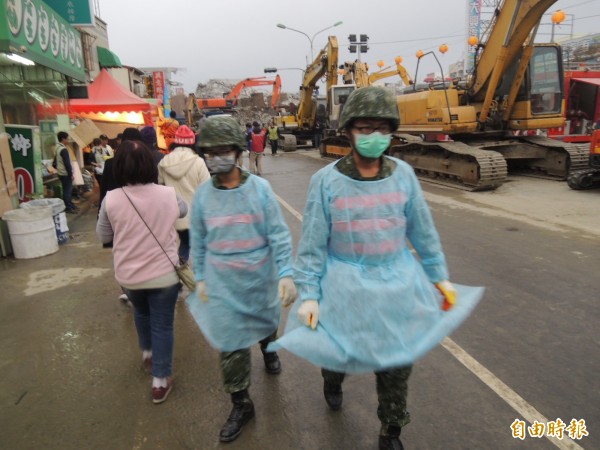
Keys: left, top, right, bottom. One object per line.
{"left": 355, "top": 132, "right": 392, "bottom": 159}
{"left": 206, "top": 154, "right": 237, "bottom": 174}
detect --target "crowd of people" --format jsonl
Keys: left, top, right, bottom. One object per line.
{"left": 55, "top": 90, "right": 485, "bottom": 450}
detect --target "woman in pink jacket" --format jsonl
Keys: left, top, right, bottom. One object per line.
{"left": 97, "top": 140, "right": 187, "bottom": 404}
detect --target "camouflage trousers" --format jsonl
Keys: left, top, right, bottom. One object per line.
{"left": 322, "top": 365, "right": 413, "bottom": 431}
{"left": 220, "top": 330, "right": 278, "bottom": 394}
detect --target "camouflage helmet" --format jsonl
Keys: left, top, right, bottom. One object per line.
{"left": 197, "top": 115, "right": 246, "bottom": 151}
{"left": 338, "top": 86, "right": 400, "bottom": 130}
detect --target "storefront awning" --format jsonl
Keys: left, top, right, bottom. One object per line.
{"left": 97, "top": 46, "right": 122, "bottom": 68}
{"left": 69, "top": 69, "right": 153, "bottom": 114}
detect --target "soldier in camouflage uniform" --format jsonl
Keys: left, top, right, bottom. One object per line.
{"left": 188, "top": 116, "right": 297, "bottom": 443}
{"left": 289, "top": 86, "right": 457, "bottom": 450}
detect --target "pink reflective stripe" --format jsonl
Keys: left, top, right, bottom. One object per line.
{"left": 333, "top": 238, "right": 404, "bottom": 255}
{"left": 208, "top": 236, "right": 267, "bottom": 251}
{"left": 212, "top": 255, "right": 269, "bottom": 272}
{"left": 206, "top": 213, "right": 264, "bottom": 227}
{"left": 332, "top": 217, "right": 406, "bottom": 233}
{"left": 333, "top": 192, "right": 407, "bottom": 210}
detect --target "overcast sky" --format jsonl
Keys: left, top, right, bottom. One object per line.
{"left": 98, "top": 0, "right": 600, "bottom": 94}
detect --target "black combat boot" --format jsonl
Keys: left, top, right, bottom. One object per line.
{"left": 261, "top": 349, "right": 281, "bottom": 374}
{"left": 323, "top": 380, "right": 343, "bottom": 410}
{"left": 379, "top": 425, "right": 404, "bottom": 450}
{"left": 219, "top": 389, "right": 255, "bottom": 442}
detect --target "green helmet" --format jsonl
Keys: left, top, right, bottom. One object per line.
{"left": 338, "top": 86, "right": 400, "bottom": 130}
{"left": 197, "top": 116, "right": 246, "bottom": 151}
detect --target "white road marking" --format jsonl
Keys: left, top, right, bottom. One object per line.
{"left": 277, "top": 195, "right": 586, "bottom": 450}
{"left": 276, "top": 194, "right": 304, "bottom": 223}
{"left": 442, "top": 338, "right": 584, "bottom": 450}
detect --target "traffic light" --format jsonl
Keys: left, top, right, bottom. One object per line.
{"left": 264, "top": 67, "right": 278, "bottom": 73}
{"left": 348, "top": 34, "right": 368, "bottom": 54}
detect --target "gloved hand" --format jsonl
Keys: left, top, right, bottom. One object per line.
{"left": 298, "top": 299, "right": 319, "bottom": 330}
{"left": 435, "top": 280, "right": 457, "bottom": 311}
{"left": 196, "top": 281, "right": 208, "bottom": 302}
{"left": 278, "top": 277, "right": 298, "bottom": 307}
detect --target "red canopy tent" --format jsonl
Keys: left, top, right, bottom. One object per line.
{"left": 69, "top": 69, "right": 153, "bottom": 114}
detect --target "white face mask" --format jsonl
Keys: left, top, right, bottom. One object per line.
{"left": 206, "top": 154, "right": 237, "bottom": 174}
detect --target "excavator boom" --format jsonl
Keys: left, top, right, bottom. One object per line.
{"left": 368, "top": 62, "right": 413, "bottom": 86}
{"left": 276, "top": 36, "right": 338, "bottom": 151}
{"left": 388, "top": 0, "right": 588, "bottom": 191}
{"left": 470, "top": 0, "right": 558, "bottom": 100}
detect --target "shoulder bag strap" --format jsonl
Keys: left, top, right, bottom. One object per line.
{"left": 120, "top": 187, "right": 177, "bottom": 269}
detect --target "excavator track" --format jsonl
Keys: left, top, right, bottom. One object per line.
{"left": 567, "top": 142, "right": 600, "bottom": 189}
{"left": 279, "top": 134, "right": 297, "bottom": 152}
{"left": 500, "top": 137, "right": 589, "bottom": 179}
{"left": 389, "top": 140, "right": 508, "bottom": 191}
{"left": 567, "top": 168, "right": 600, "bottom": 189}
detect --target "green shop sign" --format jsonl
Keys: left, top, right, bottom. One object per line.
{"left": 44, "top": 0, "right": 93, "bottom": 26}
{"left": 6, "top": 125, "right": 42, "bottom": 201}
{"left": 0, "top": 0, "right": 86, "bottom": 81}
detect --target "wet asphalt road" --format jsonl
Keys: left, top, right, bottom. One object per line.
{"left": 1, "top": 150, "right": 598, "bottom": 450}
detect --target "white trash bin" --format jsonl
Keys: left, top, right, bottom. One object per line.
{"left": 2, "top": 206, "right": 59, "bottom": 259}
{"left": 20, "top": 198, "right": 69, "bottom": 244}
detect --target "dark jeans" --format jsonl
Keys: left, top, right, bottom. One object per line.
{"left": 177, "top": 229, "right": 190, "bottom": 263}
{"left": 124, "top": 284, "right": 179, "bottom": 378}
{"left": 270, "top": 139, "right": 278, "bottom": 155}
{"left": 59, "top": 175, "right": 76, "bottom": 210}
{"left": 314, "top": 132, "right": 322, "bottom": 149}
{"left": 322, "top": 365, "right": 413, "bottom": 428}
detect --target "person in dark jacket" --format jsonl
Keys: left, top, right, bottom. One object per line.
{"left": 140, "top": 126, "right": 164, "bottom": 169}
{"left": 54, "top": 131, "right": 78, "bottom": 213}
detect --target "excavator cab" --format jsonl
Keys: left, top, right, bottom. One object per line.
{"left": 497, "top": 44, "right": 564, "bottom": 123}
{"left": 328, "top": 85, "right": 356, "bottom": 129}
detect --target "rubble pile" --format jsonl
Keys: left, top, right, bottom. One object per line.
{"left": 193, "top": 78, "right": 302, "bottom": 127}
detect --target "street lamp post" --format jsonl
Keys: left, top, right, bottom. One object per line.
{"left": 264, "top": 67, "right": 305, "bottom": 75}
{"left": 277, "top": 21, "right": 343, "bottom": 60}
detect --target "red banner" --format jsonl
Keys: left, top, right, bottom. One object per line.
{"left": 152, "top": 71, "right": 165, "bottom": 100}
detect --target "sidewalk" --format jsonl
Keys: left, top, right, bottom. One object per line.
{"left": 0, "top": 198, "right": 226, "bottom": 449}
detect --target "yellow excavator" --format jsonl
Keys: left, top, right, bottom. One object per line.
{"left": 275, "top": 36, "right": 339, "bottom": 151}
{"left": 390, "top": 0, "right": 588, "bottom": 190}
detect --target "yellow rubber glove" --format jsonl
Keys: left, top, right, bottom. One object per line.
{"left": 435, "top": 280, "right": 457, "bottom": 311}
{"left": 297, "top": 299, "right": 319, "bottom": 330}
{"left": 196, "top": 281, "right": 208, "bottom": 302}
{"left": 278, "top": 276, "right": 298, "bottom": 307}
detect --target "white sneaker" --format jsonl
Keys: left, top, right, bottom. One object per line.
{"left": 119, "top": 294, "right": 132, "bottom": 307}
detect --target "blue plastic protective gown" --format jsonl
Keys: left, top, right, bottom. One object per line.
{"left": 269, "top": 158, "right": 484, "bottom": 373}
{"left": 187, "top": 174, "right": 293, "bottom": 352}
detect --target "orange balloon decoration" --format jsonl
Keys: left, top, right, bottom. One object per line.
{"left": 439, "top": 44, "right": 448, "bottom": 54}
{"left": 552, "top": 10, "right": 566, "bottom": 24}
{"left": 416, "top": 50, "right": 424, "bottom": 59}
{"left": 377, "top": 60, "right": 385, "bottom": 68}
{"left": 468, "top": 36, "right": 479, "bottom": 46}
{"left": 395, "top": 56, "right": 403, "bottom": 64}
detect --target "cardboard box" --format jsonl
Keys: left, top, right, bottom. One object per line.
{"left": 0, "top": 133, "right": 17, "bottom": 216}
